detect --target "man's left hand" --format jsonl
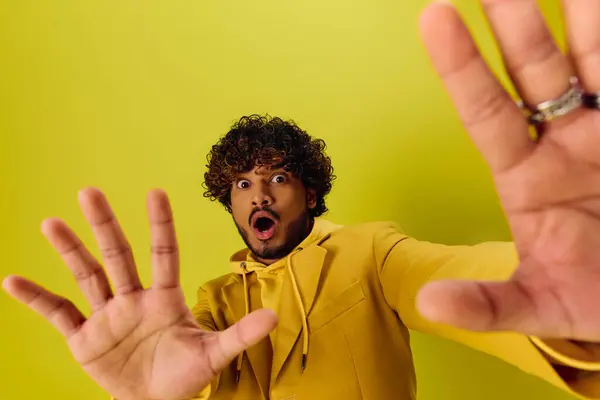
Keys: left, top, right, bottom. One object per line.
{"left": 416, "top": 0, "right": 600, "bottom": 342}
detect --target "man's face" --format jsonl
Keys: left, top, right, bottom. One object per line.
{"left": 230, "top": 165, "right": 317, "bottom": 264}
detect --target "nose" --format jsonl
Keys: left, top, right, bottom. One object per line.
{"left": 251, "top": 183, "right": 273, "bottom": 207}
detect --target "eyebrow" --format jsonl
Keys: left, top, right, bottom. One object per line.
{"left": 235, "top": 167, "right": 288, "bottom": 180}
{"left": 256, "top": 167, "right": 286, "bottom": 175}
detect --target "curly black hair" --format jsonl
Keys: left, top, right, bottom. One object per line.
{"left": 203, "top": 114, "right": 335, "bottom": 218}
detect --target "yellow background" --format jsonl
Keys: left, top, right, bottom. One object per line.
{"left": 0, "top": 0, "right": 574, "bottom": 399}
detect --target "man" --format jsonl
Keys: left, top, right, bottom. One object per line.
{"left": 4, "top": 1, "right": 600, "bottom": 399}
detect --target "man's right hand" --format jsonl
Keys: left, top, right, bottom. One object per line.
{"left": 2, "top": 188, "right": 277, "bottom": 400}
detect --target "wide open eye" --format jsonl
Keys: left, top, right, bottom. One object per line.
{"left": 236, "top": 179, "right": 250, "bottom": 189}
{"left": 271, "top": 174, "right": 286, "bottom": 184}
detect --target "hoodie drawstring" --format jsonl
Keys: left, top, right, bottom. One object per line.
{"left": 235, "top": 248, "right": 308, "bottom": 385}
{"left": 236, "top": 261, "right": 250, "bottom": 384}
{"left": 286, "top": 248, "right": 309, "bottom": 370}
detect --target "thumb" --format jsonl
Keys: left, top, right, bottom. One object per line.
{"left": 208, "top": 308, "right": 277, "bottom": 371}
{"left": 415, "top": 279, "right": 538, "bottom": 333}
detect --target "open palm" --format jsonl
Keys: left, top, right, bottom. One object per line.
{"left": 417, "top": 0, "right": 600, "bottom": 342}
{"left": 2, "top": 188, "right": 276, "bottom": 400}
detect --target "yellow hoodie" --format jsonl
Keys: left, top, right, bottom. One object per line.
{"left": 190, "top": 219, "right": 600, "bottom": 399}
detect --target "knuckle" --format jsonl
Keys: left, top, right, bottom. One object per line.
{"left": 234, "top": 321, "right": 249, "bottom": 348}
{"left": 47, "top": 297, "right": 73, "bottom": 319}
{"left": 100, "top": 245, "right": 132, "bottom": 260}
{"left": 59, "top": 242, "right": 83, "bottom": 256}
{"left": 151, "top": 245, "right": 179, "bottom": 255}
{"left": 507, "top": 28, "right": 558, "bottom": 74}
{"left": 112, "top": 282, "right": 140, "bottom": 294}
{"left": 89, "top": 214, "right": 114, "bottom": 228}
{"left": 475, "top": 283, "right": 499, "bottom": 329}
{"left": 72, "top": 264, "right": 104, "bottom": 282}
{"left": 461, "top": 88, "right": 512, "bottom": 130}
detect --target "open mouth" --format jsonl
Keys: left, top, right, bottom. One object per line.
{"left": 251, "top": 211, "right": 278, "bottom": 240}
{"left": 255, "top": 217, "right": 275, "bottom": 232}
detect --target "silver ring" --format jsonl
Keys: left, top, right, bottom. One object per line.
{"left": 517, "top": 76, "right": 584, "bottom": 126}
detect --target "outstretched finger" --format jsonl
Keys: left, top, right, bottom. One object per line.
{"left": 481, "top": 0, "right": 574, "bottom": 107}
{"left": 419, "top": 2, "right": 534, "bottom": 174}
{"left": 41, "top": 218, "right": 113, "bottom": 311}
{"left": 2, "top": 275, "right": 86, "bottom": 338}
{"left": 79, "top": 188, "right": 142, "bottom": 295}
{"left": 562, "top": 0, "right": 600, "bottom": 93}
{"left": 147, "top": 189, "right": 180, "bottom": 289}
{"left": 208, "top": 309, "right": 277, "bottom": 372}
{"left": 415, "top": 277, "right": 577, "bottom": 339}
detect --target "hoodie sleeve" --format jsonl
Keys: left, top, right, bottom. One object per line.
{"left": 374, "top": 222, "right": 600, "bottom": 400}
{"left": 192, "top": 286, "right": 218, "bottom": 332}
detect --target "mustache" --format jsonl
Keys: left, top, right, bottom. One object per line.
{"left": 248, "top": 206, "right": 280, "bottom": 226}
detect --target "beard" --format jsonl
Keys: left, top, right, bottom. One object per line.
{"left": 235, "top": 207, "right": 313, "bottom": 262}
